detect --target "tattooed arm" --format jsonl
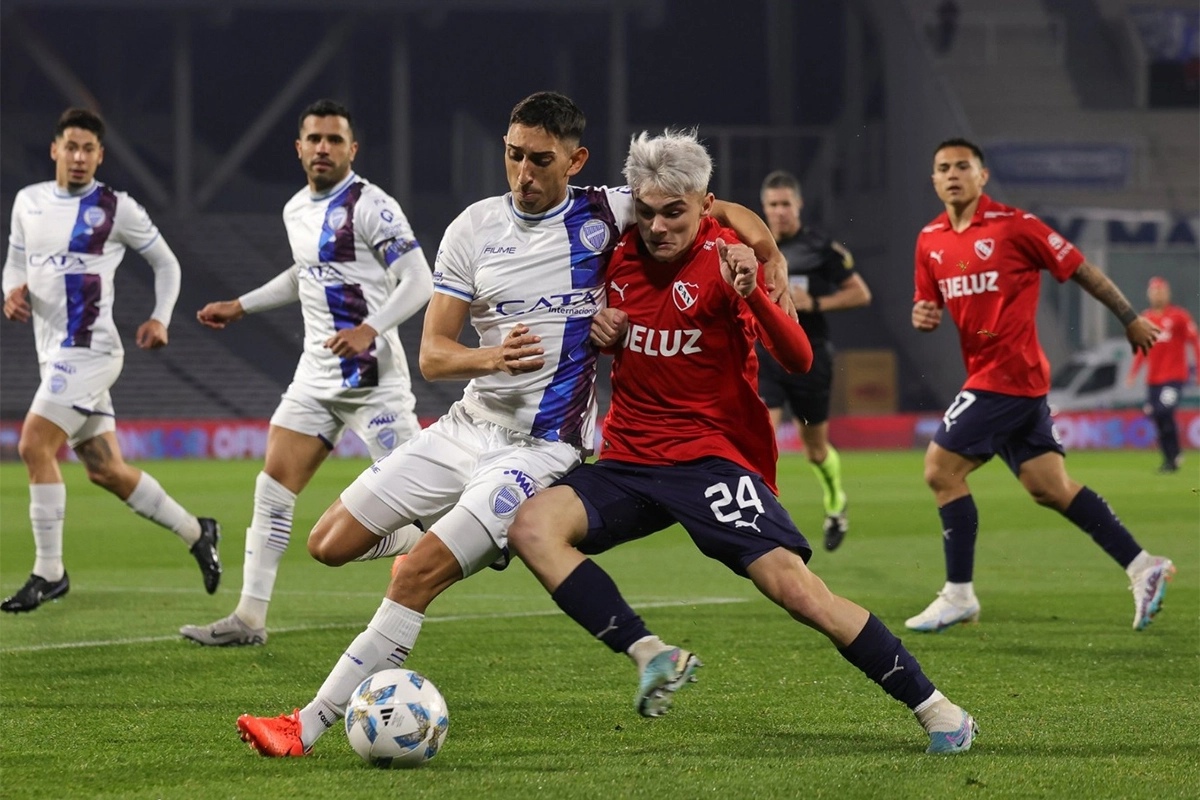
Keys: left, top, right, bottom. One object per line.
{"left": 1070, "top": 261, "right": 1159, "bottom": 355}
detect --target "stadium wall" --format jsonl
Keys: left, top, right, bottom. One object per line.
{"left": 3, "top": 411, "right": 1195, "bottom": 462}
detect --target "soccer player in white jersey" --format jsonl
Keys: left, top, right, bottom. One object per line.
{"left": 1, "top": 108, "right": 221, "bottom": 613}
{"left": 235, "top": 91, "right": 790, "bottom": 757}
{"left": 179, "top": 100, "right": 433, "bottom": 647}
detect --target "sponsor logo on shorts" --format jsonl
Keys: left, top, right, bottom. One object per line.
{"left": 52, "top": 362, "right": 77, "bottom": 374}
{"left": 369, "top": 412, "right": 397, "bottom": 427}
{"left": 490, "top": 485, "right": 523, "bottom": 518}
{"left": 375, "top": 428, "right": 397, "bottom": 451}
{"left": 503, "top": 469, "right": 538, "bottom": 498}
{"left": 49, "top": 374, "right": 68, "bottom": 394}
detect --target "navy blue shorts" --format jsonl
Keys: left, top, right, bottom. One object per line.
{"left": 932, "top": 389, "right": 1064, "bottom": 475}
{"left": 756, "top": 340, "right": 833, "bottom": 426}
{"left": 1145, "top": 382, "right": 1184, "bottom": 416}
{"left": 554, "top": 457, "right": 812, "bottom": 576}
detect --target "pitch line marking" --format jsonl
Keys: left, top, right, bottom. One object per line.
{"left": 0, "top": 597, "right": 749, "bottom": 654}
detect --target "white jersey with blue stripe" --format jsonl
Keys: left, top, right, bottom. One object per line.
{"left": 7, "top": 180, "right": 161, "bottom": 361}
{"left": 283, "top": 172, "right": 421, "bottom": 395}
{"left": 433, "top": 184, "right": 634, "bottom": 448}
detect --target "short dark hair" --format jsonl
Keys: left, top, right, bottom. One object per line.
{"left": 56, "top": 108, "right": 105, "bottom": 142}
{"left": 761, "top": 169, "right": 802, "bottom": 199}
{"left": 509, "top": 92, "right": 586, "bottom": 145}
{"left": 934, "top": 137, "right": 985, "bottom": 166}
{"left": 298, "top": 99, "right": 354, "bottom": 139}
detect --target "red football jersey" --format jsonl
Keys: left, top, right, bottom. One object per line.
{"left": 1129, "top": 305, "right": 1200, "bottom": 385}
{"left": 914, "top": 194, "right": 1085, "bottom": 396}
{"left": 600, "top": 216, "right": 811, "bottom": 492}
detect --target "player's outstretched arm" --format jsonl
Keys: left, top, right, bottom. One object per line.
{"left": 1071, "top": 261, "right": 1159, "bottom": 354}
{"left": 196, "top": 299, "right": 246, "bottom": 330}
{"left": 419, "top": 293, "right": 545, "bottom": 380}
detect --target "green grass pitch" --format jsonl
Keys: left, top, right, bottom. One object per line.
{"left": 1, "top": 451, "right": 1197, "bottom": 799}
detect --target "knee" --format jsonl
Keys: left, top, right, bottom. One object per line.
{"left": 507, "top": 503, "right": 560, "bottom": 559}
{"left": 307, "top": 516, "right": 351, "bottom": 567}
{"left": 1026, "top": 483, "right": 1069, "bottom": 509}
{"left": 923, "top": 462, "right": 956, "bottom": 494}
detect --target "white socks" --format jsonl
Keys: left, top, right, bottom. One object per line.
{"left": 299, "top": 599, "right": 425, "bottom": 750}
{"left": 914, "top": 690, "right": 964, "bottom": 733}
{"left": 30, "top": 483, "right": 67, "bottom": 581}
{"left": 235, "top": 472, "right": 297, "bottom": 629}
{"left": 942, "top": 581, "right": 976, "bottom": 604}
{"left": 1125, "top": 550, "right": 1152, "bottom": 579}
{"left": 124, "top": 472, "right": 201, "bottom": 546}
{"left": 352, "top": 524, "right": 424, "bottom": 562}
{"left": 627, "top": 635, "right": 670, "bottom": 673}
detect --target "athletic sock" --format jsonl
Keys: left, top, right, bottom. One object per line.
{"left": 837, "top": 614, "right": 936, "bottom": 710}
{"left": 30, "top": 483, "right": 67, "bottom": 581}
{"left": 1062, "top": 486, "right": 1142, "bottom": 568}
{"left": 939, "top": 495, "right": 978, "bottom": 583}
{"left": 124, "top": 472, "right": 201, "bottom": 545}
{"left": 300, "top": 599, "right": 424, "bottom": 750}
{"left": 352, "top": 524, "right": 424, "bottom": 562}
{"left": 810, "top": 445, "right": 846, "bottom": 514}
{"left": 551, "top": 559, "right": 650, "bottom": 654}
{"left": 235, "top": 472, "right": 297, "bottom": 629}
{"left": 627, "top": 635, "right": 671, "bottom": 672}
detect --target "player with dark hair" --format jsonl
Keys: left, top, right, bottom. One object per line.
{"left": 906, "top": 138, "right": 1175, "bottom": 633}
{"left": 1, "top": 107, "right": 221, "bottom": 612}
{"left": 232, "top": 92, "right": 793, "bottom": 757}
{"left": 179, "top": 99, "right": 433, "bottom": 646}
{"left": 758, "top": 169, "right": 871, "bottom": 550}
{"left": 507, "top": 129, "right": 977, "bottom": 755}
{"left": 1126, "top": 276, "right": 1199, "bottom": 473}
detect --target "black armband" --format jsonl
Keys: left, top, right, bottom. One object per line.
{"left": 1118, "top": 308, "right": 1138, "bottom": 327}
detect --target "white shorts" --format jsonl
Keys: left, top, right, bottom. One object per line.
{"left": 270, "top": 382, "right": 421, "bottom": 460}
{"left": 30, "top": 352, "right": 122, "bottom": 448}
{"left": 340, "top": 401, "right": 582, "bottom": 577}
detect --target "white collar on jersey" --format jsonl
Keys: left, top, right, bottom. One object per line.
{"left": 308, "top": 171, "right": 358, "bottom": 202}
{"left": 508, "top": 189, "right": 572, "bottom": 223}
{"left": 53, "top": 180, "right": 99, "bottom": 199}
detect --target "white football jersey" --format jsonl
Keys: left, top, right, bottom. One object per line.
{"left": 282, "top": 172, "right": 421, "bottom": 395}
{"left": 434, "top": 185, "right": 634, "bottom": 448}
{"left": 7, "top": 180, "right": 162, "bottom": 361}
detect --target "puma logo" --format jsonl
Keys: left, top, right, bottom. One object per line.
{"left": 881, "top": 655, "right": 905, "bottom": 682}
{"left": 734, "top": 514, "right": 761, "bottom": 532}
{"left": 595, "top": 616, "right": 618, "bottom": 639}
{"left": 612, "top": 282, "right": 629, "bottom": 302}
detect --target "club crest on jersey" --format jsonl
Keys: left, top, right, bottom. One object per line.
{"left": 673, "top": 281, "right": 700, "bottom": 312}
{"left": 326, "top": 206, "right": 349, "bottom": 231}
{"left": 579, "top": 219, "right": 611, "bottom": 253}
{"left": 83, "top": 207, "right": 107, "bottom": 228}
{"left": 973, "top": 239, "right": 995, "bottom": 260}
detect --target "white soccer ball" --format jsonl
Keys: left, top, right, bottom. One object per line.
{"left": 345, "top": 668, "right": 449, "bottom": 768}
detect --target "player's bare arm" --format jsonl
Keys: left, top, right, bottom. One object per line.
{"left": 136, "top": 319, "right": 169, "bottom": 350}
{"left": 1071, "top": 261, "right": 1159, "bottom": 354}
{"left": 196, "top": 299, "right": 245, "bottom": 329}
{"left": 419, "top": 292, "right": 544, "bottom": 380}
{"left": 912, "top": 300, "right": 941, "bottom": 331}
{"left": 3, "top": 284, "right": 30, "bottom": 322}
{"left": 324, "top": 324, "right": 378, "bottom": 358}
{"left": 590, "top": 307, "right": 628, "bottom": 348}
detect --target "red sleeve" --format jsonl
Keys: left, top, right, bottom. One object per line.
{"left": 1129, "top": 348, "right": 1146, "bottom": 380}
{"left": 913, "top": 239, "right": 942, "bottom": 305}
{"left": 1014, "top": 213, "right": 1085, "bottom": 282}
{"left": 745, "top": 287, "right": 813, "bottom": 373}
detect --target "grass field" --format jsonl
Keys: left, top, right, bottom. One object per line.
{"left": 0, "top": 451, "right": 1197, "bottom": 799}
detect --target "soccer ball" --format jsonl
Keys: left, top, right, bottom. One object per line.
{"left": 345, "top": 668, "right": 449, "bottom": 768}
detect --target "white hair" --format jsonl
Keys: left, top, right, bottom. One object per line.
{"left": 622, "top": 128, "right": 712, "bottom": 197}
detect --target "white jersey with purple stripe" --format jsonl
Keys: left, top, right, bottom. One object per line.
{"left": 284, "top": 171, "right": 420, "bottom": 395}
{"left": 433, "top": 185, "right": 634, "bottom": 448}
{"left": 8, "top": 180, "right": 161, "bottom": 361}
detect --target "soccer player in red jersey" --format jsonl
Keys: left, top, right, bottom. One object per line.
{"left": 509, "top": 130, "right": 978, "bottom": 755}
{"left": 1126, "top": 277, "right": 1199, "bottom": 473}
{"left": 906, "top": 138, "right": 1175, "bottom": 634}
